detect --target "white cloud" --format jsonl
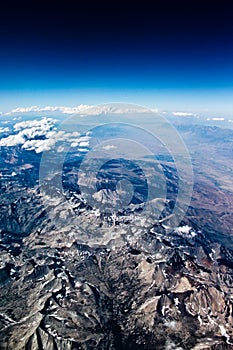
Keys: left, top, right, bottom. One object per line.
{"left": 78, "top": 141, "right": 89, "bottom": 147}
{"left": 13, "top": 117, "right": 56, "bottom": 131}
{"left": 212, "top": 117, "right": 225, "bottom": 121}
{"left": 0, "top": 117, "right": 90, "bottom": 153}
{"left": 0, "top": 117, "right": 56, "bottom": 149}
{"left": 172, "top": 111, "right": 196, "bottom": 117}
{"left": 0, "top": 127, "right": 9, "bottom": 133}
{"left": 174, "top": 225, "right": 196, "bottom": 238}
{"left": 3, "top": 105, "right": 89, "bottom": 116}
{"left": 206, "top": 117, "right": 225, "bottom": 121}
{"left": 22, "top": 138, "right": 56, "bottom": 153}
{"left": 5, "top": 105, "right": 92, "bottom": 115}
{"left": 77, "top": 148, "right": 89, "bottom": 153}
{"left": 102, "top": 144, "right": 117, "bottom": 150}
{"left": 70, "top": 136, "right": 90, "bottom": 148}
{"left": 9, "top": 106, "right": 41, "bottom": 113}
{"left": 4, "top": 104, "right": 155, "bottom": 116}
{"left": 0, "top": 132, "right": 25, "bottom": 146}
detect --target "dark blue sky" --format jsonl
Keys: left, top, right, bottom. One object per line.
{"left": 1, "top": 1, "right": 233, "bottom": 114}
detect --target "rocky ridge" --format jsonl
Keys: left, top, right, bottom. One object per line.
{"left": 0, "top": 184, "right": 233, "bottom": 349}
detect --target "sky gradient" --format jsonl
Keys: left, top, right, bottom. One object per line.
{"left": 0, "top": 1, "right": 233, "bottom": 115}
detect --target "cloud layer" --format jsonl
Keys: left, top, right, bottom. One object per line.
{"left": 4, "top": 104, "right": 156, "bottom": 116}
{"left": 172, "top": 112, "right": 197, "bottom": 117}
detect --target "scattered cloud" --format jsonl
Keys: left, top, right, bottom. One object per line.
{"left": 0, "top": 127, "right": 10, "bottom": 133}
{"left": 102, "top": 144, "right": 117, "bottom": 150}
{"left": 175, "top": 225, "right": 196, "bottom": 238}
{"left": 172, "top": 112, "right": 197, "bottom": 117}
{"left": 78, "top": 141, "right": 90, "bottom": 147}
{"left": 22, "top": 138, "right": 56, "bottom": 153}
{"left": 0, "top": 117, "right": 56, "bottom": 150}
{"left": 206, "top": 117, "right": 225, "bottom": 121}
{"left": 0, "top": 117, "right": 90, "bottom": 153}
{"left": 13, "top": 117, "right": 56, "bottom": 131}
{"left": 0, "top": 132, "right": 25, "bottom": 147}
{"left": 77, "top": 148, "right": 89, "bottom": 153}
